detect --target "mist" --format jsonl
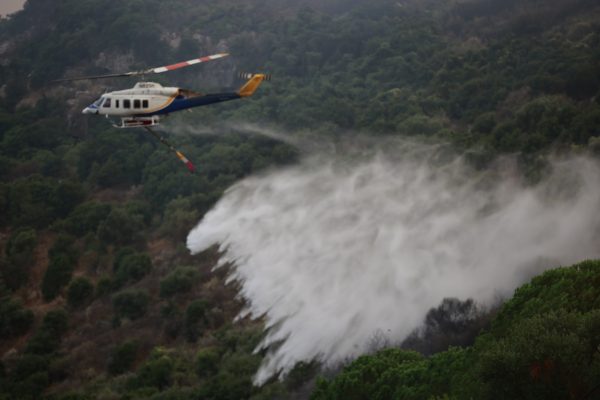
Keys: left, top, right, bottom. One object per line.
{"left": 187, "top": 138, "right": 600, "bottom": 384}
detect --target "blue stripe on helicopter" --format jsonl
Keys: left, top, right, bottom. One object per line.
{"left": 147, "top": 93, "right": 241, "bottom": 116}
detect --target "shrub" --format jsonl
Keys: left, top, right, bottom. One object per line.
{"left": 185, "top": 300, "right": 208, "bottom": 342}
{"left": 108, "top": 340, "right": 139, "bottom": 376}
{"left": 159, "top": 267, "right": 199, "bottom": 298}
{"left": 196, "top": 348, "right": 220, "bottom": 378}
{"left": 130, "top": 352, "right": 174, "bottom": 391}
{"left": 0, "top": 296, "right": 34, "bottom": 338}
{"left": 3, "top": 228, "right": 37, "bottom": 290}
{"left": 114, "top": 252, "right": 152, "bottom": 287}
{"left": 25, "top": 309, "right": 69, "bottom": 355}
{"left": 97, "top": 208, "right": 144, "bottom": 245}
{"left": 66, "top": 277, "right": 94, "bottom": 308}
{"left": 62, "top": 201, "right": 111, "bottom": 236}
{"left": 95, "top": 276, "right": 113, "bottom": 297}
{"left": 42, "top": 254, "right": 75, "bottom": 301}
{"left": 6, "top": 227, "right": 37, "bottom": 266}
{"left": 112, "top": 290, "right": 149, "bottom": 320}
{"left": 42, "top": 234, "right": 78, "bottom": 301}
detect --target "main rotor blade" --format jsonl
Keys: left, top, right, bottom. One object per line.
{"left": 52, "top": 72, "right": 137, "bottom": 82}
{"left": 150, "top": 53, "right": 229, "bottom": 74}
{"left": 53, "top": 53, "right": 229, "bottom": 83}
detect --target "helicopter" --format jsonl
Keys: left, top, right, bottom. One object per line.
{"left": 56, "top": 53, "right": 270, "bottom": 173}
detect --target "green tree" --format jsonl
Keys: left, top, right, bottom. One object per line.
{"left": 159, "top": 266, "right": 199, "bottom": 298}
{"left": 112, "top": 289, "right": 150, "bottom": 320}
{"left": 66, "top": 277, "right": 94, "bottom": 309}
{"left": 113, "top": 251, "right": 152, "bottom": 287}
{"left": 185, "top": 300, "right": 208, "bottom": 342}
{"left": 2, "top": 227, "right": 37, "bottom": 290}
{"left": 108, "top": 340, "right": 139, "bottom": 376}
{"left": 0, "top": 296, "right": 34, "bottom": 338}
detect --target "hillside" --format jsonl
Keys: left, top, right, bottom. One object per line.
{"left": 311, "top": 260, "right": 600, "bottom": 399}
{"left": 0, "top": 0, "right": 599, "bottom": 399}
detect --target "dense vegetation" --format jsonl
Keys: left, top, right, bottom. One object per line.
{"left": 0, "top": 0, "right": 599, "bottom": 398}
{"left": 312, "top": 260, "right": 600, "bottom": 399}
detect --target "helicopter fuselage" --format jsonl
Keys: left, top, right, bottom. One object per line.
{"left": 82, "top": 75, "right": 267, "bottom": 128}
{"left": 83, "top": 82, "right": 239, "bottom": 118}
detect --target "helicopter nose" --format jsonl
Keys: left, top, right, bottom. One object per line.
{"left": 82, "top": 106, "right": 96, "bottom": 114}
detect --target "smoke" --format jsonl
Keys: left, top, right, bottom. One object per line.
{"left": 187, "top": 138, "right": 600, "bottom": 384}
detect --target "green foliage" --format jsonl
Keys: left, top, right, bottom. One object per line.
{"left": 185, "top": 299, "right": 208, "bottom": 342}
{"left": 6, "top": 227, "right": 37, "bottom": 265}
{"left": 2, "top": 227, "right": 37, "bottom": 290}
{"left": 0, "top": 295, "right": 33, "bottom": 338}
{"left": 61, "top": 201, "right": 112, "bottom": 236}
{"left": 3, "top": 354, "right": 50, "bottom": 400}
{"left": 312, "top": 260, "right": 600, "bottom": 399}
{"left": 112, "top": 289, "right": 150, "bottom": 320}
{"left": 113, "top": 250, "right": 152, "bottom": 288}
{"left": 97, "top": 207, "right": 145, "bottom": 245}
{"left": 42, "top": 235, "right": 78, "bottom": 301}
{"left": 26, "top": 309, "right": 69, "bottom": 356}
{"left": 2, "top": 309, "right": 69, "bottom": 399}
{"left": 107, "top": 340, "right": 139, "bottom": 376}
{"left": 159, "top": 266, "right": 199, "bottom": 298}
{"left": 95, "top": 275, "right": 113, "bottom": 297}
{"left": 66, "top": 277, "right": 94, "bottom": 309}
{"left": 490, "top": 259, "right": 600, "bottom": 335}
{"left": 159, "top": 197, "right": 201, "bottom": 240}
{"left": 196, "top": 348, "right": 220, "bottom": 378}
{"left": 128, "top": 349, "right": 175, "bottom": 391}
{"left": 1, "top": 1, "right": 600, "bottom": 399}
{"left": 311, "top": 349, "right": 426, "bottom": 400}
{"left": 4, "top": 176, "right": 85, "bottom": 229}
{"left": 479, "top": 309, "right": 600, "bottom": 399}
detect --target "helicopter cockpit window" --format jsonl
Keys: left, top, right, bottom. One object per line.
{"left": 123, "top": 100, "right": 131, "bottom": 109}
{"left": 92, "top": 98, "right": 104, "bottom": 108}
{"left": 103, "top": 98, "right": 111, "bottom": 108}
{"left": 134, "top": 99, "right": 141, "bottom": 109}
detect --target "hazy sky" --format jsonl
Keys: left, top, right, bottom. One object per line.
{"left": 0, "top": 0, "right": 25, "bottom": 17}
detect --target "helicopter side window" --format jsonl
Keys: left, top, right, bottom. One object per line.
{"left": 134, "top": 99, "right": 141, "bottom": 109}
{"left": 123, "top": 99, "right": 131, "bottom": 109}
{"left": 115, "top": 100, "right": 120, "bottom": 108}
{"left": 103, "top": 98, "right": 111, "bottom": 108}
{"left": 142, "top": 100, "right": 149, "bottom": 108}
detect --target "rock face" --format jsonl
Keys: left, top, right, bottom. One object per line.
{"left": 94, "top": 52, "right": 136, "bottom": 74}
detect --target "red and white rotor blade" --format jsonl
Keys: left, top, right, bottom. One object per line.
{"left": 150, "top": 53, "right": 229, "bottom": 74}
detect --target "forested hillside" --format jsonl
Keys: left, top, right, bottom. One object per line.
{"left": 0, "top": 0, "right": 599, "bottom": 399}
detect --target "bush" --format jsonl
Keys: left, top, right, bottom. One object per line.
{"left": 159, "top": 267, "right": 199, "bottom": 298}
{"left": 185, "top": 300, "right": 208, "bottom": 342}
{"left": 113, "top": 251, "right": 152, "bottom": 287}
{"left": 62, "top": 201, "right": 112, "bottom": 236}
{"left": 6, "top": 227, "right": 37, "bottom": 266}
{"left": 42, "top": 234, "right": 78, "bottom": 301}
{"left": 130, "top": 351, "right": 174, "bottom": 391}
{"left": 2, "top": 228, "right": 37, "bottom": 290}
{"left": 196, "top": 348, "right": 220, "bottom": 378}
{"left": 25, "top": 309, "right": 69, "bottom": 355}
{"left": 108, "top": 340, "right": 139, "bottom": 376}
{"left": 66, "top": 277, "right": 94, "bottom": 308}
{"left": 97, "top": 208, "right": 144, "bottom": 245}
{"left": 0, "top": 296, "right": 34, "bottom": 338}
{"left": 42, "top": 254, "right": 75, "bottom": 301}
{"left": 112, "top": 290, "right": 150, "bottom": 320}
{"left": 95, "top": 276, "right": 113, "bottom": 297}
